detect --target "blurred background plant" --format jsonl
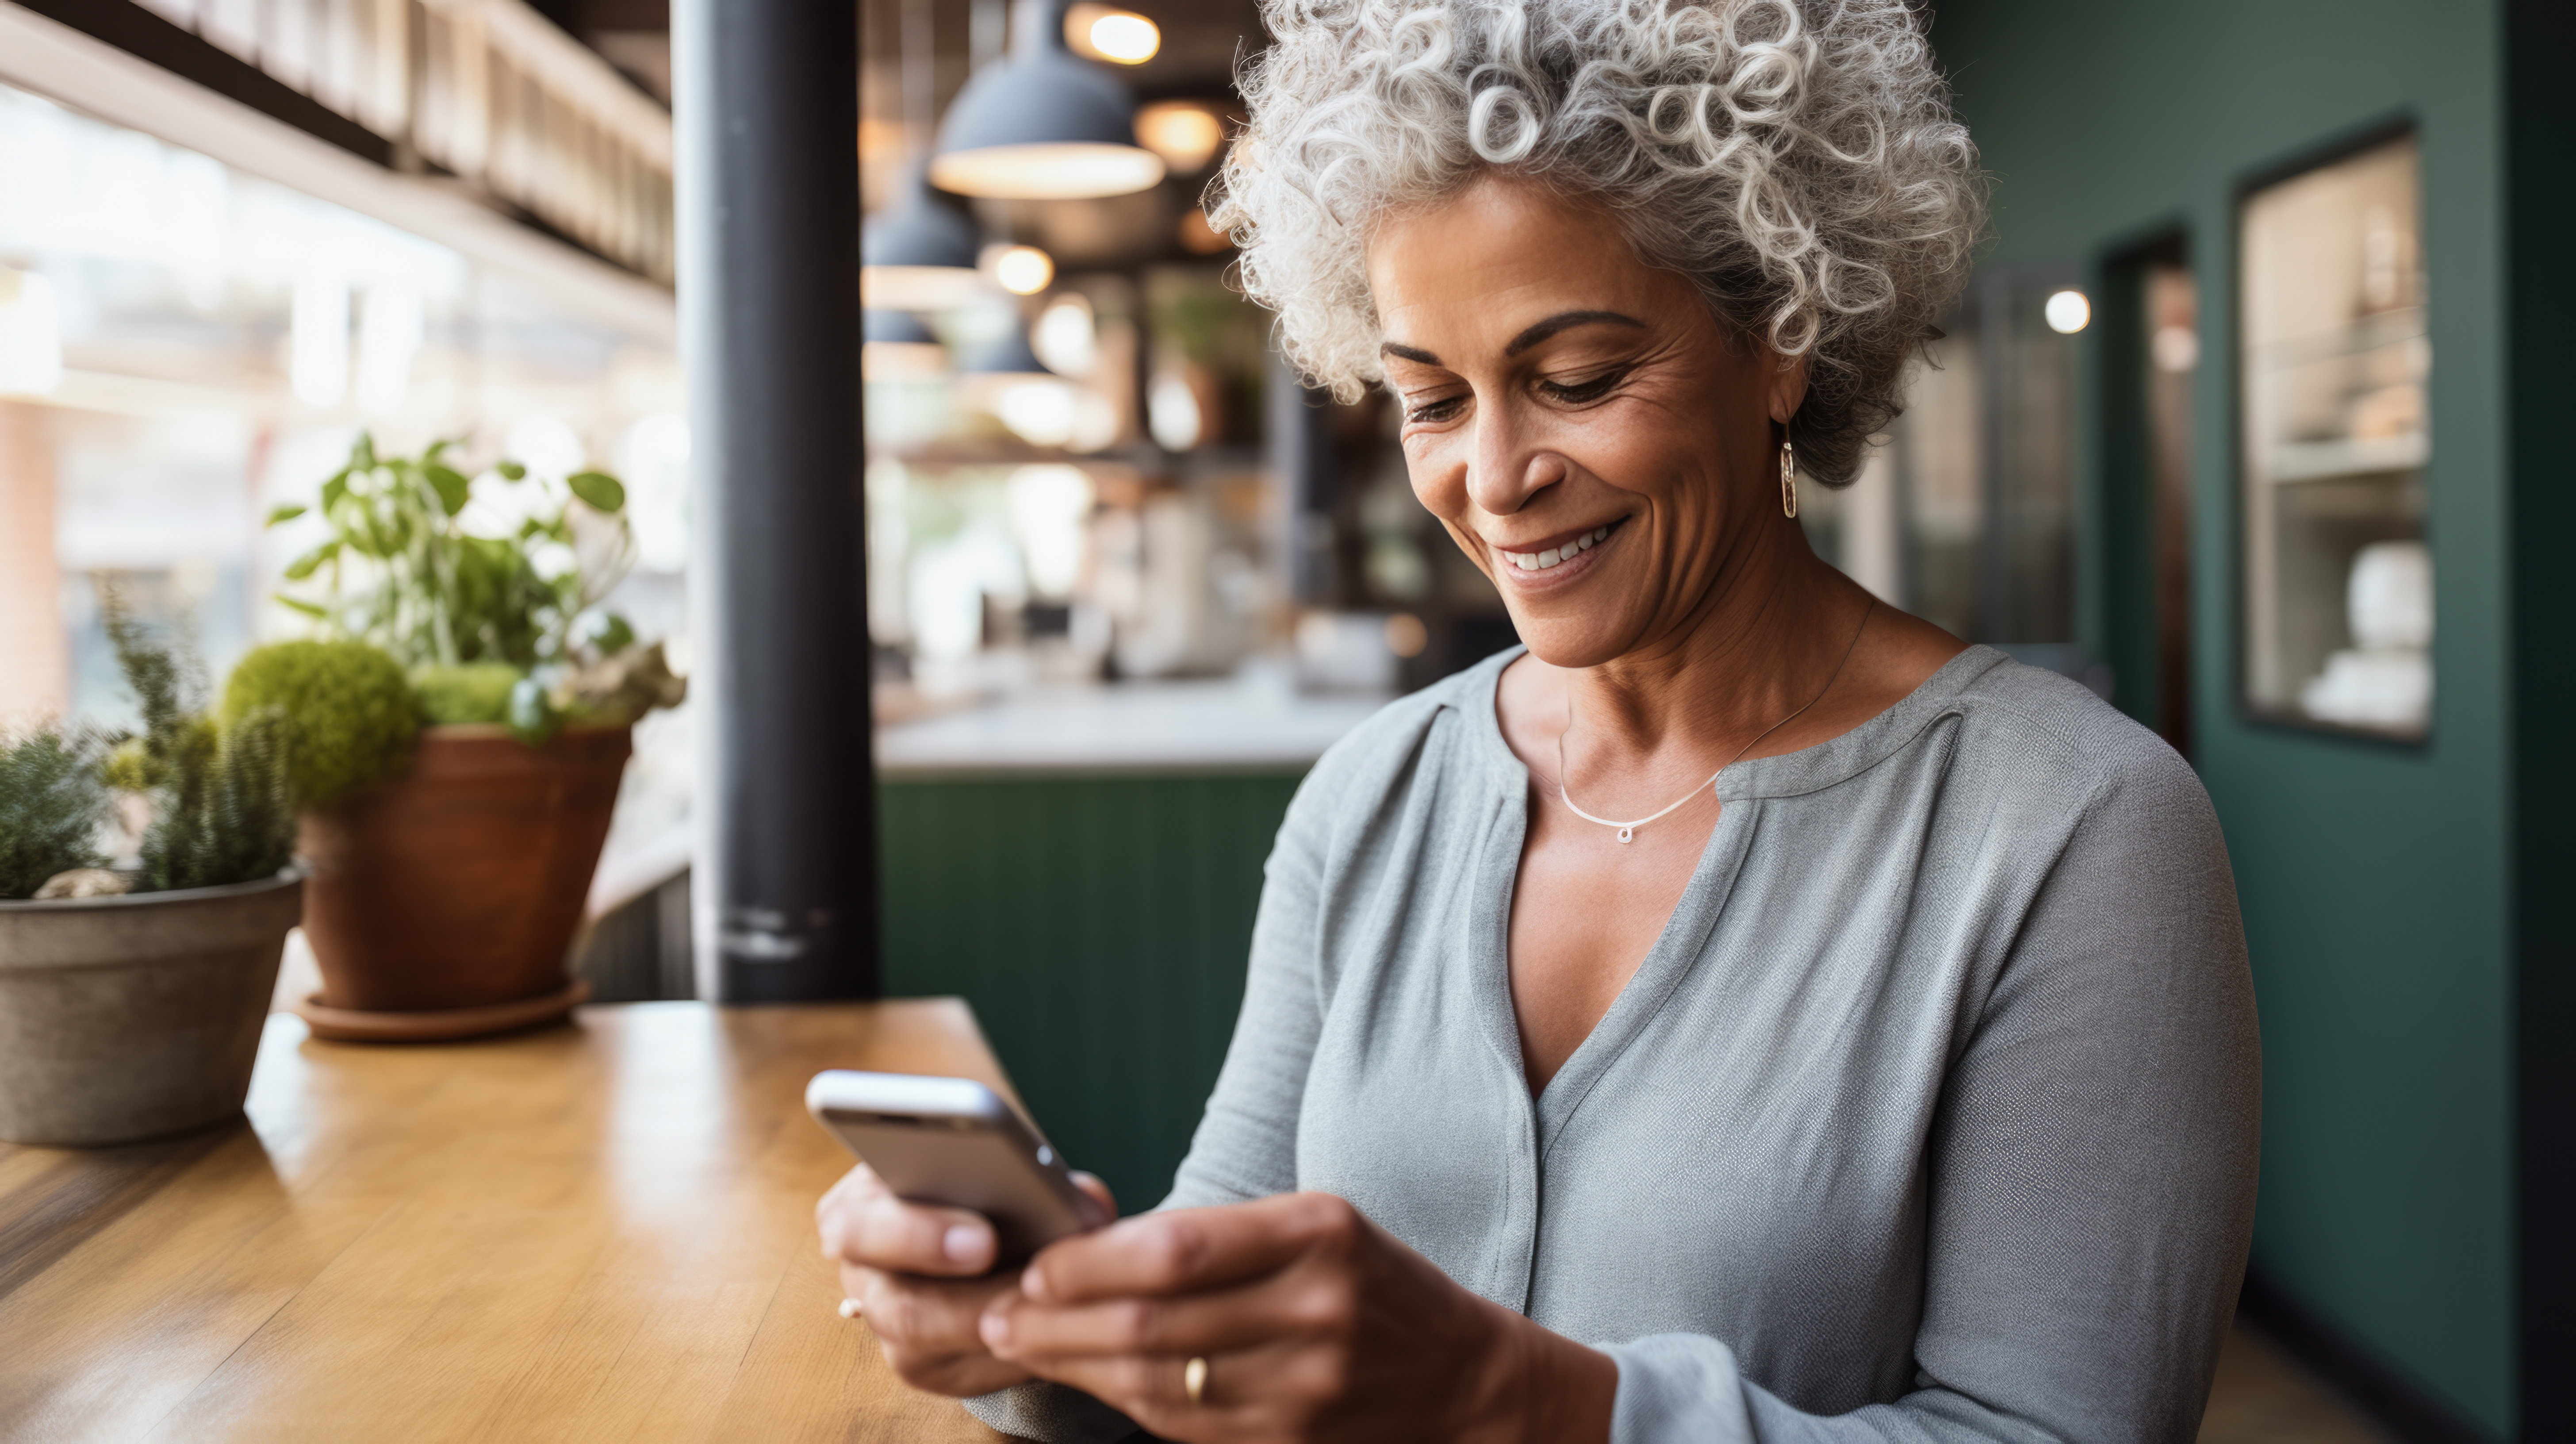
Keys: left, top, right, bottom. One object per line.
{"left": 268, "top": 433, "right": 635, "bottom": 669}
{"left": 98, "top": 603, "right": 297, "bottom": 893}
{"left": 264, "top": 434, "right": 680, "bottom": 745}
{"left": 0, "top": 728, "right": 110, "bottom": 899}
{"left": 218, "top": 639, "right": 418, "bottom": 811}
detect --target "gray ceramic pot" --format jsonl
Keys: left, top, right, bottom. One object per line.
{"left": 0, "top": 871, "right": 302, "bottom": 1145}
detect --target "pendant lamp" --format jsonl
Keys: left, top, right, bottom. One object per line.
{"left": 930, "top": 0, "right": 1166, "bottom": 200}
{"left": 959, "top": 319, "right": 1050, "bottom": 377}
{"left": 862, "top": 161, "right": 987, "bottom": 311}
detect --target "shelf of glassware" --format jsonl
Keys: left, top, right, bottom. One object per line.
{"left": 2244, "top": 469, "right": 2430, "bottom": 739}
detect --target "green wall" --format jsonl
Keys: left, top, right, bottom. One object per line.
{"left": 1933, "top": 1, "right": 2514, "bottom": 1430}
{"left": 878, "top": 770, "right": 1303, "bottom": 1213}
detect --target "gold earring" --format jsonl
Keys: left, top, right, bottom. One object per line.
{"left": 1779, "top": 437, "right": 1798, "bottom": 519}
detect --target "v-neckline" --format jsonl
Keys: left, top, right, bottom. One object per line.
{"left": 1456, "top": 644, "right": 2012, "bottom": 1149}
{"left": 1465, "top": 761, "right": 1756, "bottom": 1144}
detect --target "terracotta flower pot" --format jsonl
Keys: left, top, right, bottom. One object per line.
{"left": 0, "top": 872, "right": 302, "bottom": 1145}
{"left": 297, "top": 725, "right": 630, "bottom": 1025}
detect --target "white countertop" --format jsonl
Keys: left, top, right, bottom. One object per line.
{"left": 873, "top": 677, "right": 1391, "bottom": 776}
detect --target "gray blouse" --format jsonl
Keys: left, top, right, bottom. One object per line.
{"left": 968, "top": 645, "right": 2260, "bottom": 1443}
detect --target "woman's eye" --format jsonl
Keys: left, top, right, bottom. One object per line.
{"left": 1539, "top": 371, "right": 1627, "bottom": 405}
{"left": 1405, "top": 395, "right": 1466, "bottom": 425}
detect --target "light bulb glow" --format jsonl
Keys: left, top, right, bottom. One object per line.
{"left": 991, "top": 245, "right": 1055, "bottom": 296}
{"left": 930, "top": 142, "right": 1165, "bottom": 200}
{"left": 1067, "top": 5, "right": 1160, "bottom": 63}
{"left": 1032, "top": 294, "right": 1098, "bottom": 377}
{"left": 2044, "top": 288, "right": 2091, "bottom": 334}
{"left": 1090, "top": 15, "right": 1158, "bottom": 61}
{"left": 1136, "top": 103, "right": 1226, "bottom": 172}
{"left": 1148, "top": 372, "right": 1202, "bottom": 451}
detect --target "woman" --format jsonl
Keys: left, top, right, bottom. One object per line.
{"left": 819, "top": 1, "right": 2259, "bottom": 1440}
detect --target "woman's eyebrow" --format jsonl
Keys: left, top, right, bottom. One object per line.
{"left": 1504, "top": 310, "right": 1648, "bottom": 355}
{"left": 1380, "top": 310, "right": 1646, "bottom": 368}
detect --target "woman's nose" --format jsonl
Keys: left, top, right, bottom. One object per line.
{"left": 1464, "top": 407, "right": 1567, "bottom": 517}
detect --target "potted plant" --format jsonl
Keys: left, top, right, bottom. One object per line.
{"left": 247, "top": 435, "right": 682, "bottom": 1041}
{"left": 0, "top": 608, "right": 301, "bottom": 1144}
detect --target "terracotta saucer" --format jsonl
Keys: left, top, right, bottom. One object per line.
{"left": 293, "top": 979, "right": 593, "bottom": 1043}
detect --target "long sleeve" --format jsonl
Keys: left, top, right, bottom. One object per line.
{"left": 1598, "top": 743, "right": 2261, "bottom": 1443}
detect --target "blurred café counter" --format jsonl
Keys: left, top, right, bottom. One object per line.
{"left": 875, "top": 666, "right": 1389, "bottom": 776}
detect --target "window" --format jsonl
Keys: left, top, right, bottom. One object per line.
{"left": 2239, "top": 131, "right": 2430, "bottom": 739}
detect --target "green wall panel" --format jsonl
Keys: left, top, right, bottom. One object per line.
{"left": 1933, "top": 1, "right": 2512, "bottom": 1429}
{"left": 878, "top": 770, "right": 1304, "bottom": 1214}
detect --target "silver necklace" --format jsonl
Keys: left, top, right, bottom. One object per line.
{"left": 1556, "top": 599, "right": 1874, "bottom": 843}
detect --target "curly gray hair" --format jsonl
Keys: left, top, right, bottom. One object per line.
{"left": 1209, "top": 0, "right": 1986, "bottom": 484}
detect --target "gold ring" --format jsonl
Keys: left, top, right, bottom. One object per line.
{"left": 1183, "top": 1355, "right": 1208, "bottom": 1406}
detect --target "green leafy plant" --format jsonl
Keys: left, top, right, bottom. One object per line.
{"left": 0, "top": 727, "right": 110, "bottom": 899}
{"left": 266, "top": 434, "right": 635, "bottom": 671}
{"left": 104, "top": 605, "right": 297, "bottom": 893}
{"left": 219, "top": 640, "right": 417, "bottom": 810}
{"left": 265, "top": 434, "right": 674, "bottom": 745}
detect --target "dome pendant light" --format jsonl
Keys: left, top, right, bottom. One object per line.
{"left": 930, "top": 0, "right": 1167, "bottom": 200}
{"left": 862, "top": 161, "right": 988, "bottom": 311}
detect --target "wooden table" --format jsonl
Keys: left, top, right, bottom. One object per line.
{"left": 0, "top": 1001, "right": 1013, "bottom": 1443}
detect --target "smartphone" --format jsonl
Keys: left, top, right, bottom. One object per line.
{"left": 806, "top": 1069, "right": 1104, "bottom": 1265}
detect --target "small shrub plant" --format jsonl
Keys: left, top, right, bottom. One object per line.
{"left": 219, "top": 639, "right": 417, "bottom": 810}
{"left": 104, "top": 606, "right": 297, "bottom": 893}
{"left": 0, "top": 729, "right": 109, "bottom": 899}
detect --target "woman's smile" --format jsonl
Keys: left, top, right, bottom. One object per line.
{"left": 1489, "top": 517, "right": 1627, "bottom": 590}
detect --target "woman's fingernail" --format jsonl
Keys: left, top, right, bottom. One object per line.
{"left": 1019, "top": 1265, "right": 1049, "bottom": 1302}
{"left": 943, "top": 1225, "right": 985, "bottom": 1262}
{"left": 980, "top": 1310, "right": 1013, "bottom": 1348}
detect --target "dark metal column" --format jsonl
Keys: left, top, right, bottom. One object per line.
{"left": 675, "top": 0, "right": 876, "bottom": 1002}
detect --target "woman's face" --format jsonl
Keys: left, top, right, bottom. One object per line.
{"left": 1368, "top": 175, "right": 1804, "bottom": 668}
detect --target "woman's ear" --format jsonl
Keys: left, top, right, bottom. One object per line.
{"left": 1767, "top": 354, "right": 1812, "bottom": 426}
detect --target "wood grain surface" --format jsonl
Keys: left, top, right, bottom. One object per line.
{"left": 0, "top": 1001, "right": 1014, "bottom": 1444}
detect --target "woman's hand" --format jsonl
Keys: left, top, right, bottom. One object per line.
{"left": 814, "top": 1162, "right": 1118, "bottom": 1398}
{"left": 976, "top": 1191, "right": 1615, "bottom": 1444}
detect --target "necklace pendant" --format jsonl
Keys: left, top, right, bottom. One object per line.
{"left": 1616, "top": 826, "right": 1634, "bottom": 844}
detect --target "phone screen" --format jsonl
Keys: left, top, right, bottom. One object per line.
{"left": 809, "top": 1071, "right": 1100, "bottom": 1263}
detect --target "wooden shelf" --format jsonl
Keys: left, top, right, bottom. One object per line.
{"left": 2266, "top": 433, "right": 2428, "bottom": 483}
